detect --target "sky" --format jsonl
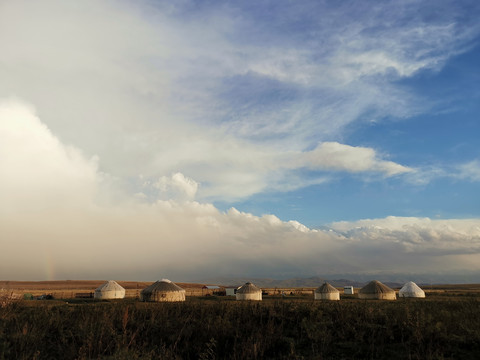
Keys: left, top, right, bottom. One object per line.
{"left": 1, "top": 0, "right": 480, "bottom": 283}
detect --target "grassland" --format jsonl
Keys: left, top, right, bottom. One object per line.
{"left": 1, "top": 288, "right": 480, "bottom": 359}
{"left": 0, "top": 281, "right": 208, "bottom": 298}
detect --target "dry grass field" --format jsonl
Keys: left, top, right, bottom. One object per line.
{"left": 0, "top": 280, "right": 209, "bottom": 299}
{"left": 1, "top": 281, "right": 480, "bottom": 359}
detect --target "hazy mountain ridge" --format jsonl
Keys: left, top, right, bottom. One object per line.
{"left": 194, "top": 276, "right": 403, "bottom": 289}
{"left": 196, "top": 271, "right": 480, "bottom": 288}
{"left": 193, "top": 273, "right": 480, "bottom": 288}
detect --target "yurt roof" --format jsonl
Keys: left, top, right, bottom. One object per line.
{"left": 95, "top": 280, "right": 124, "bottom": 292}
{"left": 142, "top": 279, "right": 185, "bottom": 293}
{"left": 236, "top": 282, "right": 261, "bottom": 294}
{"left": 315, "top": 282, "right": 339, "bottom": 294}
{"left": 359, "top": 280, "right": 395, "bottom": 294}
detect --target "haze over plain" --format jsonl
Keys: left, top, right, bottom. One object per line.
{"left": 1, "top": 0, "right": 480, "bottom": 282}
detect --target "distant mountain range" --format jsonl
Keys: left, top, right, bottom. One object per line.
{"left": 192, "top": 271, "right": 480, "bottom": 288}
{"left": 193, "top": 276, "right": 403, "bottom": 289}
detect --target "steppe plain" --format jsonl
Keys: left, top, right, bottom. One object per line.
{"left": 1, "top": 281, "right": 480, "bottom": 359}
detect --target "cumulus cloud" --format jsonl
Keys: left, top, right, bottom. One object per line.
{"left": 1, "top": 100, "right": 480, "bottom": 281}
{"left": 154, "top": 173, "right": 199, "bottom": 201}
{"left": 328, "top": 216, "right": 480, "bottom": 255}
{"left": 0, "top": 98, "right": 99, "bottom": 211}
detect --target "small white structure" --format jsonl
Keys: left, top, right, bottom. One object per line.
{"left": 399, "top": 281, "right": 425, "bottom": 298}
{"left": 225, "top": 287, "right": 238, "bottom": 296}
{"left": 94, "top": 280, "right": 125, "bottom": 300}
{"left": 315, "top": 282, "right": 340, "bottom": 301}
{"left": 344, "top": 286, "right": 354, "bottom": 295}
{"left": 358, "top": 280, "right": 396, "bottom": 300}
{"left": 236, "top": 282, "right": 262, "bottom": 301}
{"left": 140, "top": 279, "right": 186, "bottom": 302}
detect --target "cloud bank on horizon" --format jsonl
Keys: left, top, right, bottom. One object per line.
{"left": 1, "top": 0, "right": 480, "bottom": 282}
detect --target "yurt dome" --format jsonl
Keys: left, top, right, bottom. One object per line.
{"left": 94, "top": 280, "right": 125, "bottom": 300}
{"left": 236, "top": 282, "right": 262, "bottom": 301}
{"left": 314, "top": 282, "right": 340, "bottom": 301}
{"left": 399, "top": 281, "right": 425, "bottom": 298}
{"left": 358, "top": 280, "right": 396, "bottom": 300}
{"left": 140, "top": 279, "right": 186, "bottom": 302}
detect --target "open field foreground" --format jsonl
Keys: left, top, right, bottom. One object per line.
{"left": 1, "top": 292, "right": 480, "bottom": 359}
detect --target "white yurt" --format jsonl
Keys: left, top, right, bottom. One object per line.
{"left": 314, "top": 282, "right": 340, "bottom": 301}
{"left": 399, "top": 281, "right": 425, "bottom": 298}
{"left": 236, "top": 282, "right": 262, "bottom": 301}
{"left": 94, "top": 280, "right": 125, "bottom": 300}
{"left": 140, "top": 279, "right": 186, "bottom": 302}
{"left": 358, "top": 280, "right": 396, "bottom": 300}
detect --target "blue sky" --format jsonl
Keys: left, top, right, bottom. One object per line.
{"left": 231, "top": 44, "right": 480, "bottom": 226}
{"left": 1, "top": 0, "right": 480, "bottom": 282}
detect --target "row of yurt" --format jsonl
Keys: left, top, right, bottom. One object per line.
{"left": 357, "top": 280, "right": 426, "bottom": 300}
{"left": 95, "top": 280, "right": 263, "bottom": 302}
{"left": 94, "top": 279, "right": 425, "bottom": 302}
{"left": 314, "top": 280, "right": 425, "bottom": 301}
{"left": 94, "top": 279, "right": 186, "bottom": 302}
{"left": 233, "top": 280, "right": 426, "bottom": 301}
{"left": 94, "top": 280, "right": 265, "bottom": 302}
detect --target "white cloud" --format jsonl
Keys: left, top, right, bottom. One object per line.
{"left": 1, "top": 102, "right": 479, "bottom": 281}
{"left": 329, "top": 216, "right": 480, "bottom": 255}
{"left": 0, "top": 98, "right": 99, "bottom": 212}
{"left": 403, "top": 165, "right": 447, "bottom": 185}
{"left": 0, "top": 0, "right": 475, "bottom": 201}
{"left": 403, "top": 160, "right": 480, "bottom": 185}
{"left": 456, "top": 160, "right": 480, "bottom": 181}
{"left": 299, "top": 142, "right": 413, "bottom": 176}
{"left": 332, "top": 22, "right": 469, "bottom": 81}
{"left": 134, "top": 140, "right": 410, "bottom": 202}
{"left": 154, "top": 173, "right": 199, "bottom": 201}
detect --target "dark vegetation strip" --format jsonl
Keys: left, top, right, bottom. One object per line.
{"left": 1, "top": 298, "right": 480, "bottom": 359}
